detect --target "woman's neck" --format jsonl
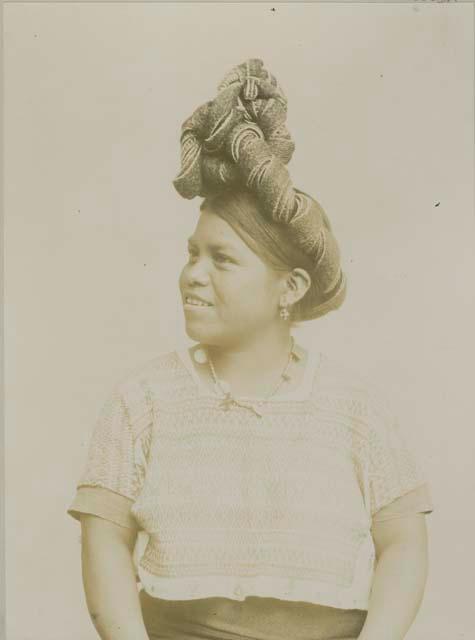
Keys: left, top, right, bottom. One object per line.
{"left": 204, "top": 327, "right": 297, "bottom": 394}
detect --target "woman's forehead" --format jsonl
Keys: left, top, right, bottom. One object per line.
{"left": 191, "top": 209, "right": 246, "bottom": 250}
{"left": 195, "top": 203, "right": 295, "bottom": 272}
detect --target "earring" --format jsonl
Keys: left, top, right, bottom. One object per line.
{"left": 279, "top": 298, "right": 290, "bottom": 320}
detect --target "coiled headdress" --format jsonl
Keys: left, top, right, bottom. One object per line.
{"left": 172, "top": 58, "right": 346, "bottom": 321}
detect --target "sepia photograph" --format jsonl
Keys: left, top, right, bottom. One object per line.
{"left": 3, "top": 2, "right": 474, "bottom": 640}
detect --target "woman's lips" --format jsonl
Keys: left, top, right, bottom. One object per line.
{"left": 183, "top": 302, "right": 213, "bottom": 311}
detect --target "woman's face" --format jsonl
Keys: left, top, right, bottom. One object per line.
{"left": 178, "top": 208, "right": 286, "bottom": 346}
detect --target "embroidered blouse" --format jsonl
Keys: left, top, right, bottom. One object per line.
{"left": 67, "top": 346, "right": 434, "bottom": 611}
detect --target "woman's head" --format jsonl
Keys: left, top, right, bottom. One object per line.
{"left": 178, "top": 187, "right": 345, "bottom": 346}
{"left": 174, "top": 58, "right": 347, "bottom": 343}
{"left": 178, "top": 196, "right": 312, "bottom": 347}
{"left": 203, "top": 187, "right": 344, "bottom": 310}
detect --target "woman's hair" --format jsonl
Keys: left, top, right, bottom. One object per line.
{"left": 173, "top": 58, "right": 346, "bottom": 322}
{"left": 200, "top": 187, "right": 346, "bottom": 323}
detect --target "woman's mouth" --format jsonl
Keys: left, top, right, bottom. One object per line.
{"left": 184, "top": 295, "right": 213, "bottom": 309}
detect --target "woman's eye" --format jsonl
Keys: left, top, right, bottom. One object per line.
{"left": 214, "top": 253, "right": 232, "bottom": 264}
{"left": 186, "top": 248, "right": 232, "bottom": 265}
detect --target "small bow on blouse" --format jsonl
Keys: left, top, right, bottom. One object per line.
{"left": 218, "top": 391, "right": 264, "bottom": 419}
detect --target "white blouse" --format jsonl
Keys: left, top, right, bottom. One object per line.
{"left": 68, "top": 345, "right": 434, "bottom": 610}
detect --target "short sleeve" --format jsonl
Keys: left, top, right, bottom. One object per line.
{"left": 372, "top": 482, "right": 434, "bottom": 523}
{"left": 366, "top": 390, "right": 434, "bottom": 520}
{"left": 67, "top": 382, "right": 152, "bottom": 529}
{"left": 68, "top": 486, "right": 138, "bottom": 529}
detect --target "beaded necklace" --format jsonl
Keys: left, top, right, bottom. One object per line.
{"left": 203, "top": 336, "right": 297, "bottom": 418}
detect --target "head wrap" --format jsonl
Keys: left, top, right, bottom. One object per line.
{"left": 172, "top": 58, "right": 346, "bottom": 320}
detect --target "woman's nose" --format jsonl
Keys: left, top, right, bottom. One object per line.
{"left": 184, "top": 258, "right": 209, "bottom": 285}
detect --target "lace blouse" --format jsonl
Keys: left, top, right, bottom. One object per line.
{"left": 67, "top": 346, "right": 433, "bottom": 611}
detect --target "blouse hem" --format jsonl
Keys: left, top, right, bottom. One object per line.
{"left": 137, "top": 566, "right": 370, "bottom": 611}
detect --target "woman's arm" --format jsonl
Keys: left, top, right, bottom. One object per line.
{"left": 357, "top": 514, "right": 429, "bottom": 640}
{"left": 80, "top": 514, "right": 150, "bottom": 640}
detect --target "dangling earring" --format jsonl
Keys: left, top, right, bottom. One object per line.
{"left": 279, "top": 297, "right": 290, "bottom": 321}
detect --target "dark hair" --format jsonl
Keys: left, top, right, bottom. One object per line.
{"left": 200, "top": 187, "right": 346, "bottom": 324}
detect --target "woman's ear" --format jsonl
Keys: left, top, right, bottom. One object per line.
{"left": 282, "top": 268, "right": 312, "bottom": 306}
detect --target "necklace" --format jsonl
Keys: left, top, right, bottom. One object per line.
{"left": 206, "top": 336, "right": 296, "bottom": 418}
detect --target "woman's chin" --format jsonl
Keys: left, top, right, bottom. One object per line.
{"left": 183, "top": 319, "right": 211, "bottom": 343}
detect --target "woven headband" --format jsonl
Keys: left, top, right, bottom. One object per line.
{"left": 172, "top": 58, "right": 346, "bottom": 315}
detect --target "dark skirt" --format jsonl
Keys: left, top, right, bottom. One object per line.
{"left": 139, "top": 589, "right": 367, "bottom": 640}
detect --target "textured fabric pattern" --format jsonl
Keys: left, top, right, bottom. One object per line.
{"left": 68, "top": 481, "right": 433, "bottom": 532}
{"left": 68, "top": 348, "right": 433, "bottom": 610}
{"left": 172, "top": 58, "right": 345, "bottom": 319}
{"left": 74, "top": 377, "right": 154, "bottom": 501}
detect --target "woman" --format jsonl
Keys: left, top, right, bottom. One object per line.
{"left": 68, "top": 59, "right": 434, "bottom": 640}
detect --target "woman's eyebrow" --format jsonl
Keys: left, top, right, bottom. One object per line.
{"left": 187, "top": 237, "right": 237, "bottom": 253}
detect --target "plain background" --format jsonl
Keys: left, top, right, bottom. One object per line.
{"left": 4, "top": 2, "right": 474, "bottom": 639}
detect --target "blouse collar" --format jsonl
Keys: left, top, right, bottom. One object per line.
{"left": 175, "top": 343, "right": 320, "bottom": 403}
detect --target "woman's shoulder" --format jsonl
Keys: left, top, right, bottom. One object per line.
{"left": 309, "top": 347, "right": 395, "bottom": 424}
{"left": 112, "top": 347, "right": 192, "bottom": 403}
{"left": 311, "top": 348, "right": 377, "bottom": 394}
